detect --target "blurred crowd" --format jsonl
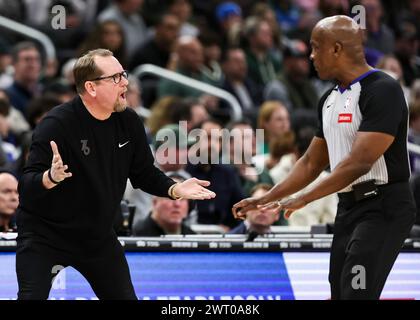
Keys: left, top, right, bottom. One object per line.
{"left": 0, "top": 0, "right": 419, "bottom": 237}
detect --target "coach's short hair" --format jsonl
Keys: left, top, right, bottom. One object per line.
{"left": 73, "top": 48, "right": 113, "bottom": 94}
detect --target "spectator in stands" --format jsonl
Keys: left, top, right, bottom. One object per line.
{"left": 186, "top": 118, "right": 244, "bottom": 229}
{"left": 318, "top": 0, "right": 349, "bottom": 18}
{"left": 361, "top": 0, "right": 395, "bottom": 55}
{"left": 146, "top": 96, "right": 180, "bottom": 136}
{"left": 215, "top": 1, "right": 243, "bottom": 50}
{"left": 0, "top": 172, "right": 18, "bottom": 232}
{"left": 5, "top": 41, "right": 42, "bottom": 115}
{"left": 265, "top": 39, "right": 319, "bottom": 111}
{"left": 226, "top": 120, "right": 273, "bottom": 197}
{"left": 175, "top": 101, "right": 200, "bottom": 130}
{"left": 37, "top": 1, "right": 88, "bottom": 66}
{"left": 200, "top": 32, "right": 223, "bottom": 84}
{"left": 125, "top": 75, "right": 143, "bottom": 115}
{"left": 42, "top": 79, "right": 76, "bottom": 104}
{"left": 79, "top": 20, "right": 127, "bottom": 68}
{"left": 257, "top": 101, "right": 290, "bottom": 154}
{"left": 243, "top": 17, "right": 281, "bottom": 88}
{"left": 0, "top": 1, "right": 25, "bottom": 23}
{"left": 220, "top": 47, "right": 262, "bottom": 122}
{"left": 411, "top": 79, "right": 420, "bottom": 105}
{"left": 169, "top": 98, "right": 209, "bottom": 132}
{"left": 0, "top": 38, "right": 13, "bottom": 89}
{"left": 376, "top": 55, "right": 410, "bottom": 103}
{"left": 158, "top": 36, "right": 219, "bottom": 98}
{"left": 167, "top": 0, "right": 199, "bottom": 37}
{"left": 133, "top": 171, "right": 195, "bottom": 236}
{"left": 229, "top": 183, "right": 283, "bottom": 236}
{"left": 61, "top": 58, "right": 77, "bottom": 89}
{"left": 394, "top": 20, "right": 420, "bottom": 87}
{"left": 396, "top": 0, "right": 420, "bottom": 48}
{"left": 0, "top": 95, "right": 19, "bottom": 164}
{"left": 98, "top": 0, "right": 148, "bottom": 60}
{"left": 409, "top": 101, "right": 420, "bottom": 175}
{"left": 129, "top": 13, "right": 180, "bottom": 107}
{"left": 26, "top": 95, "right": 62, "bottom": 130}
{"left": 129, "top": 13, "right": 180, "bottom": 71}
{"left": 266, "top": 131, "right": 296, "bottom": 173}
{"left": 0, "top": 138, "right": 10, "bottom": 172}
{"left": 253, "top": 130, "right": 295, "bottom": 183}
{"left": 410, "top": 175, "right": 420, "bottom": 238}
{"left": 268, "top": 112, "right": 315, "bottom": 183}
{"left": 189, "top": 101, "right": 209, "bottom": 130}
{"left": 251, "top": 3, "right": 283, "bottom": 52}
{"left": 24, "top": 0, "right": 98, "bottom": 29}
{"left": 0, "top": 89, "right": 29, "bottom": 142}
{"left": 153, "top": 124, "right": 192, "bottom": 173}
{"left": 285, "top": 4, "right": 322, "bottom": 44}
{"left": 270, "top": 0, "right": 301, "bottom": 34}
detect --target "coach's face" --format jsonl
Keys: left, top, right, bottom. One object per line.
{"left": 310, "top": 28, "right": 337, "bottom": 80}
{"left": 93, "top": 55, "right": 129, "bottom": 113}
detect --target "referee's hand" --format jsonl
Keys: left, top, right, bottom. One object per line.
{"left": 49, "top": 141, "right": 72, "bottom": 183}
{"left": 276, "top": 197, "right": 307, "bottom": 219}
{"left": 232, "top": 197, "right": 261, "bottom": 220}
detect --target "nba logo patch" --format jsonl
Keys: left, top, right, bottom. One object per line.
{"left": 338, "top": 113, "right": 352, "bottom": 123}
{"left": 344, "top": 97, "right": 351, "bottom": 109}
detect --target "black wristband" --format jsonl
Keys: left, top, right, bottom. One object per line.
{"left": 48, "top": 169, "right": 60, "bottom": 184}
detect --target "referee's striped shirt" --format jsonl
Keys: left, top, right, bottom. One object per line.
{"left": 316, "top": 70, "right": 410, "bottom": 192}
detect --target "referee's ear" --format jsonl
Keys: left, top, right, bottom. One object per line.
{"left": 334, "top": 41, "right": 343, "bottom": 57}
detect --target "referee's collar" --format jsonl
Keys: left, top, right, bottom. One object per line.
{"left": 336, "top": 69, "right": 379, "bottom": 94}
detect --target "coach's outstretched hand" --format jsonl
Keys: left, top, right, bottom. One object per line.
{"left": 43, "top": 141, "right": 72, "bottom": 189}
{"left": 172, "top": 178, "right": 216, "bottom": 200}
{"left": 50, "top": 141, "right": 72, "bottom": 182}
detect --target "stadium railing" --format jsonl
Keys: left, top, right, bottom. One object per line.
{"left": 132, "top": 63, "right": 243, "bottom": 121}
{"left": 0, "top": 15, "right": 56, "bottom": 60}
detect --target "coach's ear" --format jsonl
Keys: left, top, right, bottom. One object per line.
{"left": 84, "top": 81, "right": 97, "bottom": 98}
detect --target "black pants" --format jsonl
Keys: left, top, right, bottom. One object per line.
{"left": 329, "top": 182, "right": 416, "bottom": 300}
{"left": 16, "top": 235, "right": 137, "bottom": 300}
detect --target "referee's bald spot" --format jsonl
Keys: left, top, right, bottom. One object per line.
{"left": 312, "top": 15, "right": 365, "bottom": 61}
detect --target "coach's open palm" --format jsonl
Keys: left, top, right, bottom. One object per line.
{"left": 173, "top": 178, "right": 216, "bottom": 200}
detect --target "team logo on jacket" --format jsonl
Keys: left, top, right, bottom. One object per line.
{"left": 80, "top": 139, "right": 90, "bottom": 155}
{"left": 338, "top": 113, "right": 352, "bottom": 123}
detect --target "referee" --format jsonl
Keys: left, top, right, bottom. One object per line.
{"left": 233, "top": 15, "right": 416, "bottom": 300}
{"left": 16, "top": 49, "right": 215, "bottom": 300}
